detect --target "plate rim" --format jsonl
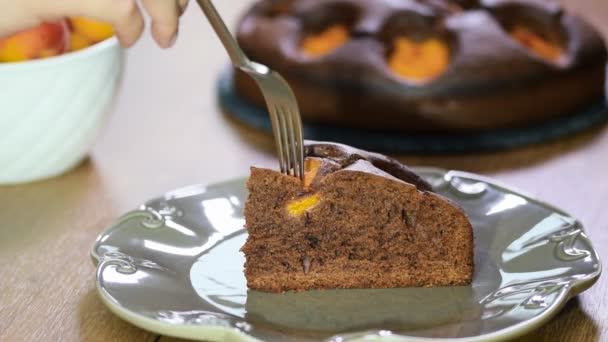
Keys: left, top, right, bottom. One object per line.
{"left": 91, "top": 167, "right": 602, "bottom": 342}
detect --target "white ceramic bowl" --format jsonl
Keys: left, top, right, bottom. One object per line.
{"left": 0, "top": 37, "right": 124, "bottom": 184}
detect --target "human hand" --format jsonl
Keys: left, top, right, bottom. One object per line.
{"left": 0, "top": 0, "right": 189, "bottom": 48}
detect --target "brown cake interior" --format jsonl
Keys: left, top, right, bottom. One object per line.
{"left": 242, "top": 142, "right": 474, "bottom": 292}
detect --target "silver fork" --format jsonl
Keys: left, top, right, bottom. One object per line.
{"left": 195, "top": 0, "right": 305, "bottom": 180}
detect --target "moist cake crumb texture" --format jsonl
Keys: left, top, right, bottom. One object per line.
{"left": 241, "top": 141, "right": 474, "bottom": 292}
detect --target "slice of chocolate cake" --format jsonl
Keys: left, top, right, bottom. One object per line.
{"left": 242, "top": 142, "right": 474, "bottom": 292}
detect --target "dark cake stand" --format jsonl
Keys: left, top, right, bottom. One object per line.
{"left": 217, "top": 67, "right": 608, "bottom": 154}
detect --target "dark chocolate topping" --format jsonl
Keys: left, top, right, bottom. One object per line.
{"left": 237, "top": 0, "right": 606, "bottom": 95}
{"left": 235, "top": 0, "right": 606, "bottom": 132}
{"left": 305, "top": 141, "right": 433, "bottom": 192}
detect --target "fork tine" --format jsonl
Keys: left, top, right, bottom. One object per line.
{"left": 289, "top": 103, "right": 305, "bottom": 179}
{"left": 248, "top": 68, "right": 304, "bottom": 179}
{"left": 277, "top": 105, "right": 292, "bottom": 176}
{"left": 267, "top": 104, "right": 286, "bottom": 173}
{"left": 283, "top": 104, "right": 299, "bottom": 178}
{"left": 283, "top": 103, "right": 304, "bottom": 179}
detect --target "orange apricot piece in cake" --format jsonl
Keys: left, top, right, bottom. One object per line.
{"left": 287, "top": 193, "right": 321, "bottom": 216}
{"left": 303, "top": 158, "right": 322, "bottom": 188}
{"left": 301, "top": 24, "right": 349, "bottom": 57}
{"left": 388, "top": 37, "right": 450, "bottom": 83}
{"left": 510, "top": 25, "right": 564, "bottom": 62}
{"left": 287, "top": 158, "right": 325, "bottom": 216}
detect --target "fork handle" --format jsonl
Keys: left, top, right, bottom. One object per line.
{"left": 195, "top": 0, "right": 250, "bottom": 67}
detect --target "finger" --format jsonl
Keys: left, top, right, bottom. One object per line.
{"left": 178, "top": 0, "right": 190, "bottom": 16}
{"left": 35, "top": 0, "right": 145, "bottom": 47}
{"left": 141, "top": 0, "right": 180, "bottom": 48}
{"left": 107, "top": 0, "right": 145, "bottom": 48}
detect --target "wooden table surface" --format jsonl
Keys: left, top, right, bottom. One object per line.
{"left": 1, "top": 1, "right": 607, "bottom": 341}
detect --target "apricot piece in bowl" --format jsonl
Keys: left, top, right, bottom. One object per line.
{"left": 69, "top": 33, "right": 91, "bottom": 52}
{"left": 70, "top": 17, "right": 115, "bottom": 44}
{"left": 0, "top": 21, "right": 70, "bottom": 63}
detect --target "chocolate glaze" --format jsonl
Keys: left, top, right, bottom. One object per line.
{"left": 235, "top": 0, "right": 607, "bottom": 132}
{"left": 305, "top": 140, "right": 433, "bottom": 192}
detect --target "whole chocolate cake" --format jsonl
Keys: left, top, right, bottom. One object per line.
{"left": 234, "top": 0, "right": 607, "bottom": 132}
{"left": 241, "top": 141, "right": 474, "bottom": 292}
